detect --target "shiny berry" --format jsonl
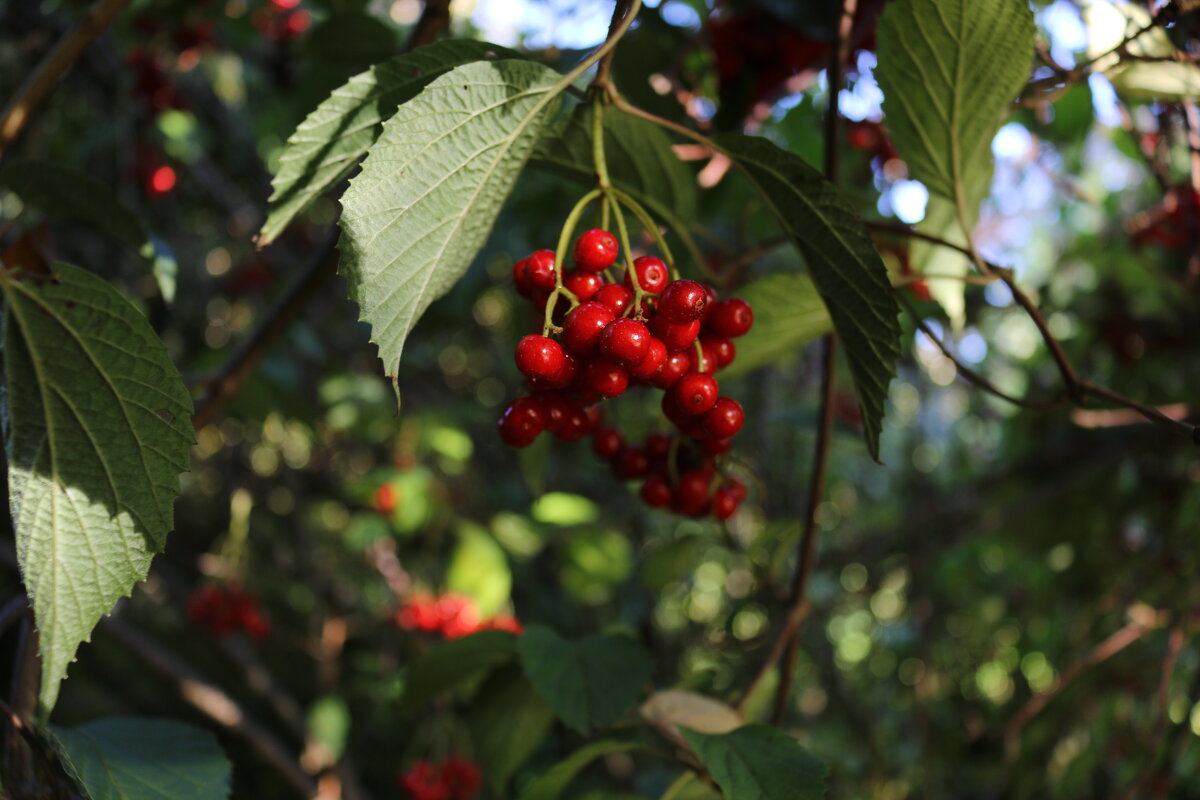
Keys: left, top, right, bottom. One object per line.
{"left": 511, "top": 257, "right": 533, "bottom": 297}
{"left": 584, "top": 360, "right": 630, "bottom": 397}
{"left": 650, "top": 316, "right": 700, "bottom": 350}
{"left": 564, "top": 270, "right": 603, "bottom": 301}
{"left": 673, "top": 469, "right": 711, "bottom": 516}
{"left": 711, "top": 487, "right": 740, "bottom": 520}
{"left": 574, "top": 229, "right": 618, "bottom": 272}
{"left": 515, "top": 335, "right": 565, "bottom": 380}
{"left": 661, "top": 390, "right": 689, "bottom": 424}
{"left": 526, "top": 250, "right": 558, "bottom": 292}
{"left": 629, "top": 337, "right": 668, "bottom": 380}
{"left": 547, "top": 351, "right": 578, "bottom": 388}
{"left": 613, "top": 446, "right": 650, "bottom": 479}
{"left": 625, "top": 255, "right": 670, "bottom": 294}
{"left": 595, "top": 284, "right": 633, "bottom": 315}
{"left": 539, "top": 393, "right": 571, "bottom": 433}
{"left": 640, "top": 476, "right": 673, "bottom": 507}
{"left": 708, "top": 298, "right": 754, "bottom": 337}
{"left": 592, "top": 426, "right": 624, "bottom": 460}
{"left": 658, "top": 280, "right": 708, "bottom": 323}
{"left": 498, "top": 397, "right": 545, "bottom": 447}
{"left": 599, "top": 318, "right": 650, "bottom": 365}
{"left": 700, "top": 284, "right": 720, "bottom": 318}
{"left": 674, "top": 373, "right": 719, "bottom": 415}
{"left": 556, "top": 404, "right": 593, "bottom": 442}
{"left": 704, "top": 397, "right": 744, "bottom": 438}
{"left": 562, "top": 302, "right": 615, "bottom": 354}
{"left": 702, "top": 436, "right": 732, "bottom": 455}
{"left": 652, "top": 350, "right": 691, "bottom": 389}
{"left": 693, "top": 341, "right": 718, "bottom": 374}
{"left": 702, "top": 336, "right": 736, "bottom": 369}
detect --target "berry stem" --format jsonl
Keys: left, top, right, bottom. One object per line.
{"left": 592, "top": 91, "right": 613, "bottom": 190}
{"left": 692, "top": 338, "right": 708, "bottom": 373}
{"left": 606, "top": 189, "right": 648, "bottom": 316}
{"left": 543, "top": 189, "right": 600, "bottom": 335}
{"left": 611, "top": 187, "right": 678, "bottom": 280}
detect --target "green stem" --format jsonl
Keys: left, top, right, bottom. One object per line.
{"left": 592, "top": 92, "right": 613, "bottom": 189}
{"left": 611, "top": 187, "right": 677, "bottom": 279}
{"left": 607, "top": 191, "right": 649, "bottom": 317}
{"left": 692, "top": 337, "right": 708, "bottom": 373}
{"left": 544, "top": 188, "right": 601, "bottom": 335}
{"left": 552, "top": 0, "right": 643, "bottom": 95}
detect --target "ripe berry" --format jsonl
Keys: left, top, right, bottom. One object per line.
{"left": 704, "top": 397, "right": 745, "bottom": 438}
{"left": 702, "top": 336, "right": 736, "bottom": 369}
{"left": 556, "top": 404, "right": 594, "bottom": 442}
{"left": 539, "top": 393, "right": 571, "bottom": 433}
{"left": 595, "top": 284, "right": 633, "bottom": 315}
{"left": 613, "top": 446, "right": 650, "bottom": 479}
{"left": 645, "top": 432, "right": 672, "bottom": 460}
{"left": 702, "top": 436, "right": 732, "bottom": 455}
{"left": 515, "top": 335, "right": 565, "bottom": 380}
{"left": 658, "top": 280, "right": 708, "bottom": 323}
{"left": 711, "top": 487, "right": 740, "bottom": 520}
{"left": 564, "top": 270, "right": 603, "bottom": 301}
{"left": 650, "top": 316, "right": 700, "bottom": 350}
{"left": 498, "top": 397, "right": 545, "bottom": 447}
{"left": 562, "top": 302, "right": 615, "bottom": 354}
{"left": 629, "top": 337, "right": 667, "bottom": 380}
{"left": 652, "top": 350, "right": 691, "bottom": 389}
{"left": 592, "top": 426, "right": 624, "bottom": 460}
{"left": 700, "top": 284, "right": 719, "bottom": 319}
{"left": 708, "top": 298, "right": 754, "bottom": 337}
{"left": 526, "top": 250, "right": 558, "bottom": 292}
{"left": 673, "top": 469, "right": 711, "bottom": 516}
{"left": 511, "top": 258, "right": 533, "bottom": 298}
{"left": 625, "top": 256, "right": 670, "bottom": 294}
{"left": 583, "top": 360, "right": 630, "bottom": 397}
{"left": 674, "top": 373, "right": 719, "bottom": 415}
{"left": 693, "top": 341, "right": 718, "bottom": 374}
{"left": 373, "top": 484, "right": 397, "bottom": 516}
{"left": 547, "top": 351, "right": 578, "bottom": 388}
{"left": 661, "top": 391, "right": 689, "bottom": 424}
{"left": 574, "top": 229, "right": 618, "bottom": 272}
{"left": 599, "top": 318, "right": 650, "bottom": 365}
{"left": 724, "top": 478, "right": 748, "bottom": 503}
{"left": 640, "top": 476, "right": 673, "bottom": 507}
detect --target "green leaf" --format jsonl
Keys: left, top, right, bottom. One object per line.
{"left": 1, "top": 264, "right": 193, "bottom": 712}
{"left": 1085, "top": 2, "right": 1200, "bottom": 101}
{"left": 516, "top": 739, "right": 643, "bottom": 800}
{"left": 518, "top": 624, "right": 652, "bottom": 735}
{"left": 54, "top": 717, "right": 230, "bottom": 800}
{"left": 400, "top": 629, "right": 519, "bottom": 714}
{"left": 0, "top": 161, "right": 147, "bottom": 249}
{"left": 719, "top": 272, "right": 832, "bottom": 379}
{"left": 445, "top": 522, "right": 511, "bottom": 618}
{"left": 338, "top": 59, "right": 564, "bottom": 385}
{"left": 682, "top": 725, "right": 827, "bottom": 800}
{"left": 260, "top": 39, "right": 519, "bottom": 245}
{"left": 531, "top": 102, "right": 697, "bottom": 229}
{"left": 911, "top": 195, "right": 970, "bottom": 331}
{"left": 714, "top": 134, "right": 900, "bottom": 460}
{"left": 467, "top": 665, "right": 555, "bottom": 794}
{"left": 875, "top": 0, "right": 1035, "bottom": 226}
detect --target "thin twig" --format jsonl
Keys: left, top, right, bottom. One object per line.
{"left": 595, "top": 0, "right": 634, "bottom": 91}
{"left": 0, "top": 0, "right": 133, "bottom": 157}
{"left": 402, "top": 0, "right": 451, "bottom": 54}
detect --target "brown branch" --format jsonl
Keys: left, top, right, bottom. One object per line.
{"left": 192, "top": 230, "right": 339, "bottom": 430}
{"left": 595, "top": 0, "right": 635, "bottom": 91}
{"left": 98, "top": 615, "right": 317, "bottom": 797}
{"left": 997, "top": 273, "right": 1084, "bottom": 402}
{"left": 403, "top": 0, "right": 452, "bottom": 54}
{"left": 0, "top": 0, "right": 133, "bottom": 157}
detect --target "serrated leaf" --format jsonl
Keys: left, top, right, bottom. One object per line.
{"left": 714, "top": 134, "right": 900, "bottom": 460}
{"left": 467, "top": 665, "right": 555, "bottom": 794}
{"left": 400, "top": 629, "right": 519, "bottom": 714}
{"left": 876, "top": 0, "right": 1035, "bottom": 226}
{"left": 0, "top": 161, "right": 147, "bottom": 249}
{"left": 53, "top": 717, "right": 230, "bottom": 800}
{"left": 338, "top": 59, "right": 564, "bottom": 385}
{"left": 531, "top": 102, "right": 697, "bottom": 229}
{"left": 259, "top": 39, "right": 520, "bottom": 245}
{"left": 1, "top": 264, "right": 193, "bottom": 712}
{"left": 518, "top": 624, "right": 651, "bottom": 735}
{"left": 719, "top": 272, "right": 832, "bottom": 379}
{"left": 682, "top": 725, "right": 827, "bottom": 800}
{"left": 517, "top": 739, "right": 643, "bottom": 800}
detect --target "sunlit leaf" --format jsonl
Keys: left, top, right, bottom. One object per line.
{"left": 682, "top": 725, "right": 827, "bottom": 800}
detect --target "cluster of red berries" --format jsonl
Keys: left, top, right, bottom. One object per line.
{"left": 394, "top": 593, "right": 522, "bottom": 639}
{"left": 498, "top": 228, "right": 754, "bottom": 519}
{"left": 187, "top": 583, "right": 271, "bottom": 639}
{"left": 397, "top": 756, "right": 481, "bottom": 800}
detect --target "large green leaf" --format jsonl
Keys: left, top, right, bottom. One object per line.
{"left": 518, "top": 624, "right": 652, "bottom": 735}
{"left": 400, "top": 629, "right": 519, "bottom": 714}
{"left": 719, "top": 272, "right": 832, "bottom": 379}
{"left": 875, "top": 0, "right": 1034, "bottom": 226}
{"left": 54, "top": 717, "right": 230, "bottom": 800}
{"left": 531, "top": 102, "right": 697, "bottom": 230}
{"left": 714, "top": 134, "right": 900, "bottom": 460}
{"left": 1, "top": 264, "right": 193, "bottom": 712}
{"left": 259, "top": 39, "right": 519, "bottom": 245}
{"left": 338, "top": 59, "right": 564, "bottom": 386}
{"left": 682, "top": 725, "right": 827, "bottom": 800}
{"left": 467, "top": 666, "right": 555, "bottom": 794}
{"left": 516, "top": 739, "right": 643, "bottom": 800}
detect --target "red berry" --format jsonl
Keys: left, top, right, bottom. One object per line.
{"left": 640, "top": 476, "right": 673, "bottom": 507}
{"left": 564, "top": 270, "right": 603, "bottom": 301}
{"left": 574, "top": 229, "right": 619, "bottom": 272}
{"left": 702, "top": 436, "right": 732, "bottom": 455}
{"left": 556, "top": 404, "right": 593, "bottom": 442}
{"left": 708, "top": 298, "right": 754, "bottom": 337}
{"left": 583, "top": 360, "right": 630, "bottom": 397}
{"left": 658, "top": 279, "right": 709, "bottom": 323}
{"left": 440, "top": 756, "right": 483, "bottom": 800}
{"left": 910, "top": 279, "right": 932, "bottom": 302}
{"left": 625, "top": 255, "right": 670, "bottom": 294}
{"left": 652, "top": 350, "right": 692, "bottom": 389}
{"left": 547, "top": 350, "right": 578, "bottom": 388}
{"left": 674, "top": 373, "right": 719, "bottom": 415}
{"left": 645, "top": 432, "right": 671, "bottom": 460}
{"left": 594, "top": 284, "right": 633, "bottom": 315}
{"left": 711, "top": 487, "right": 740, "bottom": 520}
{"left": 693, "top": 341, "right": 718, "bottom": 374}
{"left": 704, "top": 397, "right": 744, "bottom": 438}
{"left": 650, "top": 315, "right": 701, "bottom": 350}
{"left": 629, "top": 337, "right": 667, "bottom": 380}
{"left": 526, "top": 250, "right": 557, "bottom": 292}
{"left": 373, "top": 484, "right": 397, "bottom": 516}
{"left": 599, "top": 318, "right": 650, "bottom": 365}
{"left": 673, "top": 469, "right": 711, "bottom": 516}
{"left": 613, "top": 446, "right": 650, "bottom": 479}
{"left": 539, "top": 393, "right": 571, "bottom": 433}
{"left": 562, "top": 302, "right": 615, "bottom": 354}
{"left": 512, "top": 257, "right": 533, "bottom": 298}
{"left": 702, "top": 336, "right": 736, "bottom": 369}
{"left": 498, "top": 397, "right": 545, "bottom": 447}
{"left": 592, "top": 426, "right": 624, "bottom": 460}
{"left": 700, "top": 284, "right": 719, "bottom": 319}
{"left": 724, "top": 478, "right": 748, "bottom": 503}
{"left": 515, "top": 335, "right": 565, "bottom": 380}
{"left": 661, "top": 391, "right": 690, "bottom": 424}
